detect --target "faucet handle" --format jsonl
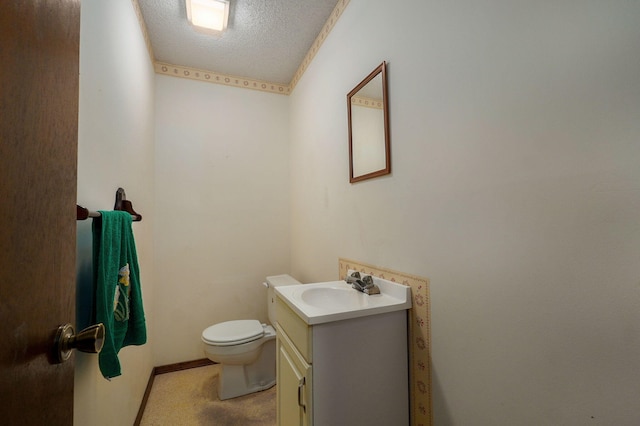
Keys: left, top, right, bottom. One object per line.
{"left": 345, "top": 271, "right": 361, "bottom": 284}
{"left": 346, "top": 272, "right": 380, "bottom": 294}
{"left": 361, "top": 275, "right": 374, "bottom": 287}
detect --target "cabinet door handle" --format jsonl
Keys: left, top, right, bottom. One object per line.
{"left": 297, "top": 377, "right": 306, "bottom": 413}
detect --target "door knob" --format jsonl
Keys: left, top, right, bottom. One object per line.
{"left": 53, "top": 323, "right": 105, "bottom": 363}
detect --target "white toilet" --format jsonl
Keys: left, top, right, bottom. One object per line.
{"left": 202, "top": 274, "right": 301, "bottom": 400}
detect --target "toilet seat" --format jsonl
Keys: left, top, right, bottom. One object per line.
{"left": 202, "top": 319, "right": 264, "bottom": 346}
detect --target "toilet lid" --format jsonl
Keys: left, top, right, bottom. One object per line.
{"left": 202, "top": 319, "right": 264, "bottom": 346}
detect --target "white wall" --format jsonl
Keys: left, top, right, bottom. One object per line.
{"left": 75, "top": 0, "right": 156, "bottom": 425}
{"left": 153, "top": 76, "right": 290, "bottom": 365}
{"left": 290, "top": 0, "right": 640, "bottom": 424}
{"left": 74, "top": 0, "right": 640, "bottom": 423}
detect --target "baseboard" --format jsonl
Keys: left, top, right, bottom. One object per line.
{"left": 134, "top": 367, "right": 156, "bottom": 426}
{"left": 154, "top": 358, "right": 215, "bottom": 375}
{"left": 134, "top": 358, "right": 216, "bottom": 425}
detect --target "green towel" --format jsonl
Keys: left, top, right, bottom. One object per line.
{"left": 93, "top": 210, "right": 147, "bottom": 379}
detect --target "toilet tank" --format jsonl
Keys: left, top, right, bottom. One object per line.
{"left": 265, "top": 274, "right": 301, "bottom": 325}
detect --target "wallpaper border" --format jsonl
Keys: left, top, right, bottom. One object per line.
{"left": 351, "top": 95, "right": 384, "bottom": 109}
{"left": 154, "top": 62, "right": 290, "bottom": 95}
{"left": 338, "top": 258, "right": 432, "bottom": 426}
{"left": 132, "top": 0, "right": 351, "bottom": 95}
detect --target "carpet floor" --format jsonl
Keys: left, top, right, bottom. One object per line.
{"left": 139, "top": 364, "right": 276, "bottom": 426}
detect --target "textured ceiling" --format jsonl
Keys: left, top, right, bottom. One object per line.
{"left": 137, "top": 0, "right": 340, "bottom": 85}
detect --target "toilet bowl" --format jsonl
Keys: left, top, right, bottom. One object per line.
{"left": 202, "top": 274, "right": 301, "bottom": 400}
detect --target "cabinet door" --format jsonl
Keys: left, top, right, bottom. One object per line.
{"left": 277, "top": 331, "right": 312, "bottom": 425}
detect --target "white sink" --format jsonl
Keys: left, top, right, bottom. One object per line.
{"left": 275, "top": 274, "right": 412, "bottom": 325}
{"left": 300, "top": 286, "right": 363, "bottom": 309}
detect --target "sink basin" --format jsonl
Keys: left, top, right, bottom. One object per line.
{"left": 275, "top": 274, "right": 412, "bottom": 325}
{"left": 300, "top": 286, "right": 364, "bottom": 310}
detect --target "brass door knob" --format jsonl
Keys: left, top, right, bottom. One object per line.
{"left": 54, "top": 323, "right": 105, "bottom": 363}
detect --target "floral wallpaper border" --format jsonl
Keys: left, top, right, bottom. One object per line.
{"left": 338, "top": 258, "right": 432, "bottom": 426}
{"left": 288, "top": 0, "right": 351, "bottom": 92}
{"left": 351, "top": 95, "right": 384, "bottom": 109}
{"left": 154, "top": 62, "right": 291, "bottom": 95}
{"left": 131, "top": 0, "right": 155, "bottom": 63}
{"left": 133, "top": 0, "right": 351, "bottom": 95}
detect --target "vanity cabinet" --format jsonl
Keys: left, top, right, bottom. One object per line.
{"left": 276, "top": 323, "right": 312, "bottom": 425}
{"left": 275, "top": 294, "right": 409, "bottom": 426}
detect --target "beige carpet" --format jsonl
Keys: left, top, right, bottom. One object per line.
{"left": 139, "top": 364, "right": 276, "bottom": 426}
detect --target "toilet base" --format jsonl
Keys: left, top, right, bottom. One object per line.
{"left": 217, "top": 339, "right": 276, "bottom": 400}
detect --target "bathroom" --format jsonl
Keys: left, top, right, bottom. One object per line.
{"left": 73, "top": 0, "right": 640, "bottom": 425}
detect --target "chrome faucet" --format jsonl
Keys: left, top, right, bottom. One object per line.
{"left": 345, "top": 272, "right": 380, "bottom": 295}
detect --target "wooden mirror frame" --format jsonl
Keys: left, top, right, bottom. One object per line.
{"left": 347, "top": 61, "right": 390, "bottom": 183}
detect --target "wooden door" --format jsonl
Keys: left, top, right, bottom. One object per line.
{"left": 0, "top": 0, "right": 81, "bottom": 424}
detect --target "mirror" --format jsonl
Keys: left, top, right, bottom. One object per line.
{"left": 347, "top": 61, "right": 390, "bottom": 183}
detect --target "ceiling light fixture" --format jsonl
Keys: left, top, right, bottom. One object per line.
{"left": 186, "top": 0, "right": 230, "bottom": 33}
